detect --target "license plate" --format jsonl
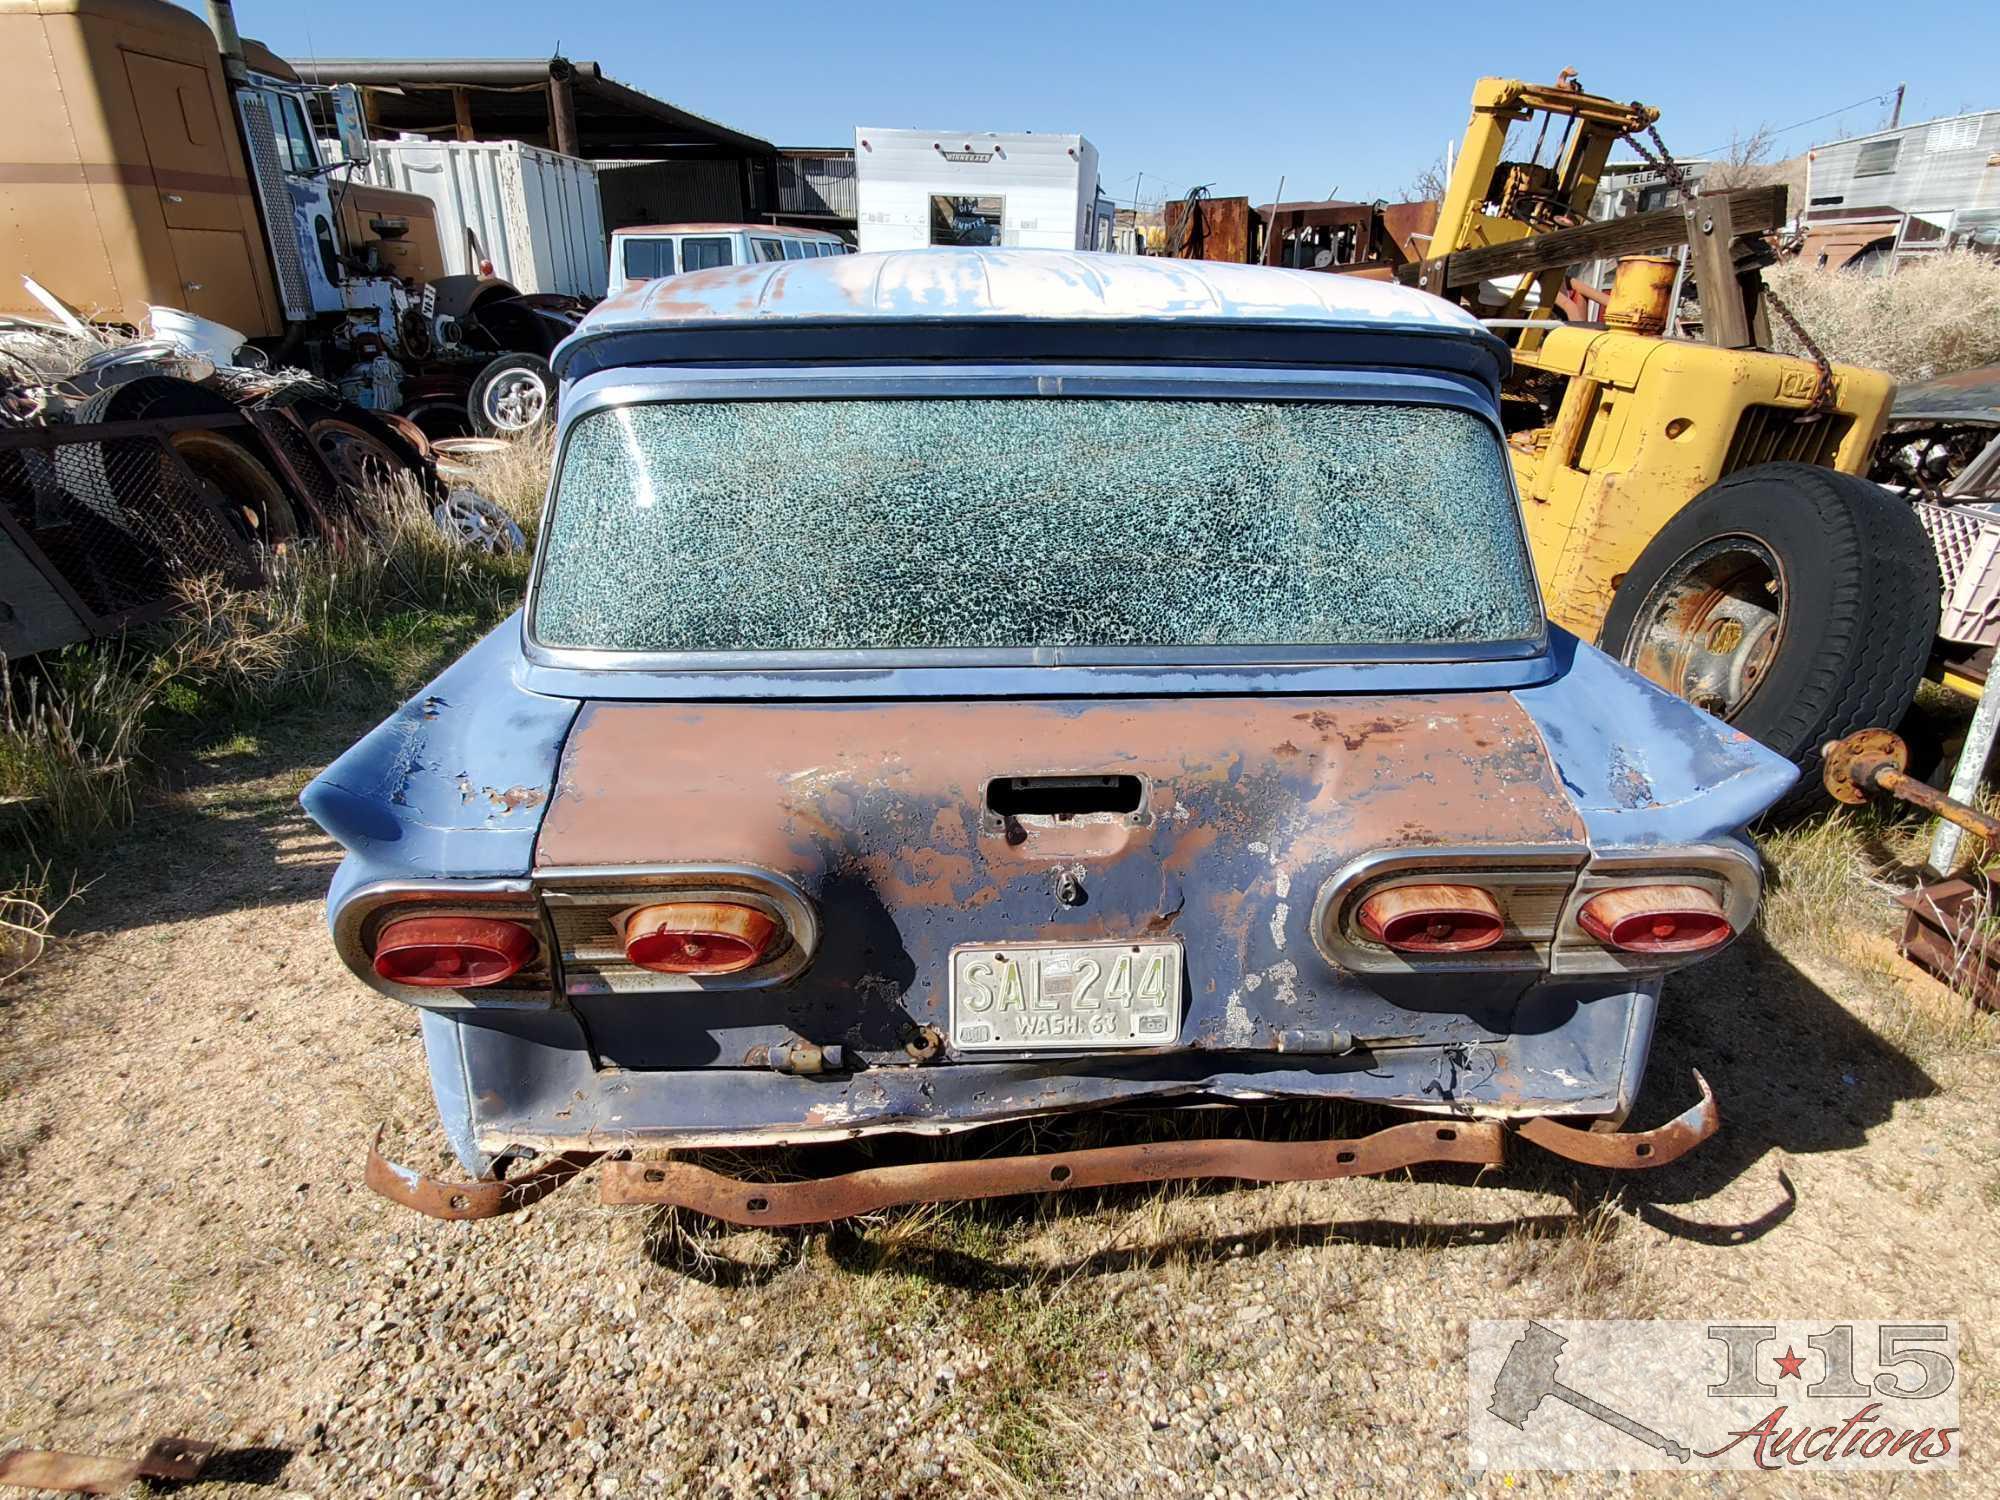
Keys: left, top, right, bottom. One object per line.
{"left": 948, "top": 939, "right": 1183, "bottom": 1052}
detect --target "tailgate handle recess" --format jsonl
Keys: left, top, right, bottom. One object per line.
{"left": 985, "top": 774, "right": 1143, "bottom": 821}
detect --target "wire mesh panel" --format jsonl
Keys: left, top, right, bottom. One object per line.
{"left": 246, "top": 405, "right": 349, "bottom": 527}
{"left": 0, "top": 423, "right": 253, "bottom": 634}
{"left": 1913, "top": 499, "right": 2000, "bottom": 647}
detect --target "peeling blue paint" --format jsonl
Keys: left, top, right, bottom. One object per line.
{"left": 1514, "top": 630, "right": 1798, "bottom": 846}
{"left": 301, "top": 614, "right": 577, "bottom": 885}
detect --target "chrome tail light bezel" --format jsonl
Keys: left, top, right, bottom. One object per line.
{"left": 535, "top": 864, "right": 819, "bottom": 996}
{"left": 332, "top": 878, "right": 555, "bottom": 1008}
{"left": 1315, "top": 842, "right": 1760, "bottom": 976}
{"left": 331, "top": 865, "right": 820, "bottom": 1008}
{"left": 1550, "top": 846, "right": 1759, "bottom": 975}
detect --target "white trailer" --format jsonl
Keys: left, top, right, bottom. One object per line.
{"left": 351, "top": 139, "right": 609, "bottom": 299}
{"left": 853, "top": 128, "right": 1102, "bottom": 253}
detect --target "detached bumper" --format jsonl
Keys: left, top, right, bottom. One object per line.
{"left": 365, "top": 1071, "right": 1718, "bottom": 1224}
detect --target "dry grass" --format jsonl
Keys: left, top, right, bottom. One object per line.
{"left": 0, "top": 439, "right": 550, "bottom": 862}
{"left": 1764, "top": 249, "right": 2000, "bottom": 383}
{"left": 1755, "top": 807, "right": 2000, "bottom": 1061}
{"left": 0, "top": 876, "right": 53, "bottom": 984}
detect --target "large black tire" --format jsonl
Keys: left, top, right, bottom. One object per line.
{"left": 1599, "top": 461, "right": 1939, "bottom": 818}
{"left": 467, "top": 353, "right": 554, "bottom": 438}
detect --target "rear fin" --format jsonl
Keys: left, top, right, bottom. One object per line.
{"left": 1513, "top": 630, "right": 1798, "bottom": 846}
{"left": 301, "top": 615, "right": 576, "bottom": 877}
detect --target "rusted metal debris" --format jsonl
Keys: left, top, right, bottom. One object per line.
{"left": 599, "top": 1119, "right": 1507, "bottom": 1227}
{"left": 0, "top": 1436, "right": 215, "bottom": 1495}
{"left": 364, "top": 1127, "right": 601, "bottom": 1220}
{"left": 370, "top": 1071, "right": 1723, "bottom": 1223}
{"left": 1515, "top": 1070, "right": 1718, "bottom": 1169}
{"left": 1895, "top": 879, "right": 2000, "bottom": 1011}
{"left": 1822, "top": 728, "right": 2000, "bottom": 846}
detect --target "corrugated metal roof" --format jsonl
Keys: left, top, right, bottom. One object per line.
{"left": 575, "top": 248, "right": 1488, "bottom": 335}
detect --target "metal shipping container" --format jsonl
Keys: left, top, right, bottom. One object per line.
{"left": 352, "top": 139, "right": 608, "bottom": 299}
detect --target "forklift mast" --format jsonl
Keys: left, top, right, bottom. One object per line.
{"left": 1429, "top": 76, "right": 1657, "bottom": 319}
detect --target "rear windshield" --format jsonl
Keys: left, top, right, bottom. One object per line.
{"left": 532, "top": 398, "right": 1539, "bottom": 655}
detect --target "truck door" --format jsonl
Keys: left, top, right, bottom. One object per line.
{"left": 122, "top": 51, "right": 269, "bottom": 331}
{"left": 234, "top": 83, "right": 343, "bottom": 316}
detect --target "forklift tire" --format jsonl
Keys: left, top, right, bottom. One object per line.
{"left": 468, "top": 354, "right": 554, "bottom": 438}
{"left": 1598, "top": 461, "right": 1940, "bottom": 818}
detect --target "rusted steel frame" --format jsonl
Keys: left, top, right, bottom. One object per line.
{"left": 365, "top": 1127, "right": 601, "bottom": 1220}
{"left": 598, "top": 1119, "right": 1507, "bottom": 1227}
{"left": 1514, "top": 1069, "right": 1717, "bottom": 1169}
{"left": 0, "top": 1436, "right": 215, "bottom": 1495}
{"left": 0, "top": 412, "right": 249, "bottom": 450}
{"left": 1396, "top": 185, "right": 1787, "bottom": 293}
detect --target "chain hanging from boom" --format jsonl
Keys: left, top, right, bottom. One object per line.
{"left": 1619, "top": 117, "right": 1835, "bottom": 421}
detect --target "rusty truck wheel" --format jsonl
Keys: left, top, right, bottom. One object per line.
{"left": 1599, "top": 462, "right": 1939, "bottom": 818}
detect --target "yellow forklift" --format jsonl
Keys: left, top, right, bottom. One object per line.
{"left": 1391, "top": 76, "right": 1939, "bottom": 814}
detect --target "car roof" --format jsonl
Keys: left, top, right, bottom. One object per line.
{"left": 613, "top": 223, "right": 843, "bottom": 238}
{"left": 575, "top": 248, "right": 1488, "bottom": 338}
{"left": 1891, "top": 363, "right": 2000, "bottom": 425}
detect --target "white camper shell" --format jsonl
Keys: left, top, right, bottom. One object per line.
{"left": 853, "top": 129, "right": 1105, "bottom": 254}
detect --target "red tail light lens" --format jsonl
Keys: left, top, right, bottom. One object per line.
{"left": 1357, "top": 884, "right": 1505, "bottom": 953}
{"left": 1579, "top": 884, "right": 1733, "bottom": 953}
{"left": 624, "top": 901, "right": 779, "bottom": 975}
{"left": 372, "top": 915, "right": 537, "bottom": 987}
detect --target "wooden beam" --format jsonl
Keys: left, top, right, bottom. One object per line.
{"left": 1685, "top": 192, "right": 1752, "bottom": 348}
{"left": 451, "top": 87, "right": 475, "bottom": 142}
{"left": 548, "top": 72, "right": 579, "bottom": 156}
{"left": 1396, "top": 185, "right": 1788, "bottom": 293}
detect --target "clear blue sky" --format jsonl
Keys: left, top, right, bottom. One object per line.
{"left": 227, "top": 0, "right": 1991, "bottom": 206}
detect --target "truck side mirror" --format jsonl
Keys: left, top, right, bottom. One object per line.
{"left": 333, "top": 84, "right": 371, "bottom": 166}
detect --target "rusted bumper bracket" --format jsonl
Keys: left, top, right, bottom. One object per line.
{"left": 598, "top": 1119, "right": 1506, "bottom": 1227}
{"left": 1514, "top": 1069, "right": 1719, "bottom": 1170}
{"left": 365, "top": 1127, "right": 602, "bottom": 1220}
{"left": 365, "top": 1072, "right": 1719, "bottom": 1224}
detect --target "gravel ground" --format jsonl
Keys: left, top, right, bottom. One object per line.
{"left": 1, "top": 723, "right": 1995, "bottom": 1497}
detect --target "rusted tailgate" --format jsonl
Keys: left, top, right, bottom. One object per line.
{"left": 534, "top": 694, "right": 1588, "bottom": 1072}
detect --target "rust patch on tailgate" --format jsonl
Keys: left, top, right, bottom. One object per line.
{"left": 536, "top": 695, "right": 1585, "bottom": 873}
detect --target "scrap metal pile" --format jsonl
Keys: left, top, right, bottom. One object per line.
{"left": 0, "top": 287, "right": 450, "bottom": 662}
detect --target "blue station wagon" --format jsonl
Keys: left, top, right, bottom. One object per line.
{"left": 304, "top": 249, "right": 1795, "bottom": 1223}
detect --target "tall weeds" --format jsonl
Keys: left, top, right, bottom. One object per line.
{"left": 1764, "top": 250, "right": 2000, "bottom": 384}
{"left": 0, "top": 439, "right": 550, "bottom": 856}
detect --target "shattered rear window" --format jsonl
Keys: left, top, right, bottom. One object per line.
{"left": 532, "top": 398, "right": 1539, "bottom": 655}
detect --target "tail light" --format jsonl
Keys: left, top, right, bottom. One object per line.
{"left": 1578, "top": 884, "right": 1733, "bottom": 954}
{"left": 624, "top": 901, "right": 779, "bottom": 976}
{"left": 372, "top": 915, "right": 537, "bottom": 987}
{"left": 1317, "top": 845, "right": 1756, "bottom": 976}
{"left": 1356, "top": 884, "right": 1505, "bottom": 953}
